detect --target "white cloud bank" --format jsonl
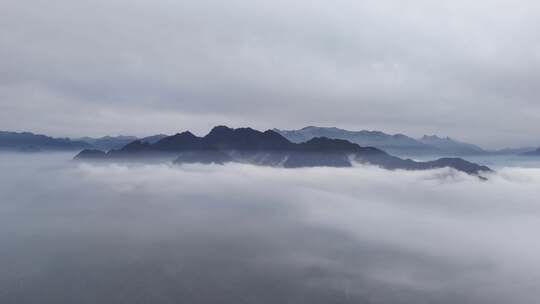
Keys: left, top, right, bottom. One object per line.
{"left": 1, "top": 153, "right": 540, "bottom": 303}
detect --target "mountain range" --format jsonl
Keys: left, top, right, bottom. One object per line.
{"left": 1, "top": 127, "right": 537, "bottom": 160}
{"left": 274, "top": 127, "right": 491, "bottom": 156}
{"left": 0, "top": 131, "right": 90, "bottom": 152}
{"left": 75, "top": 126, "right": 493, "bottom": 176}
{"left": 0, "top": 132, "right": 168, "bottom": 152}
{"left": 76, "top": 134, "right": 167, "bottom": 151}
{"left": 418, "top": 135, "right": 486, "bottom": 155}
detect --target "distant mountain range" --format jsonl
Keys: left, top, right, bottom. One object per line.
{"left": 76, "top": 135, "right": 138, "bottom": 151}
{"left": 274, "top": 126, "right": 436, "bottom": 155}
{"left": 0, "top": 132, "right": 168, "bottom": 152}
{"left": 76, "top": 134, "right": 167, "bottom": 151}
{"left": 75, "top": 126, "right": 492, "bottom": 176}
{"left": 418, "top": 135, "right": 486, "bottom": 155}
{"left": 2, "top": 127, "right": 537, "bottom": 161}
{"left": 274, "top": 127, "right": 486, "bottom": 156}
{"left": 275, "top": 126, "right": 538, "bottom": 157}
{"left": 0, "top": 131, "right": 90, "bottom": 152}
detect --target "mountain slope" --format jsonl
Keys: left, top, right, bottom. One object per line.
{"left": 75, "top": 126, "right": 492, "bottom": 176}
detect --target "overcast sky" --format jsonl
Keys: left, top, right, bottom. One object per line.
{"left": 0, "top": 0, "right": 539, "bottom": 148}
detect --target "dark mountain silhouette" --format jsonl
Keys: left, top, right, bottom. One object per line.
{"left": 522, "top": 148, "right": 540, "bottom": 156}
{"left": 0, "top": 131, "right": 90, "bottom": 151}
{"left": 152, "top": 132, "right": 204, "bottom": 151}
{"left": 75, "top": 126, "right": 492, "bottom": 176}
{"left": 204, "top": 126, "right": 295, "bottom": 150}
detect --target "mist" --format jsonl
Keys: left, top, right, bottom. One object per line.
{"left": 1, "top": 153, "right": 540, "bottom": 303}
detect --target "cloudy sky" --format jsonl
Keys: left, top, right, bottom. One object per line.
{"left": 1, "top": 0, "right": 539, "bottom": 148}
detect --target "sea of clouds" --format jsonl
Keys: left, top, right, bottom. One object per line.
{"left": 1, "top": 153, "right": 540, "bottom": 303}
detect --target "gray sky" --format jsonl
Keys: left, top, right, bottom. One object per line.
{"left": 0, "top": 0, "right": 539, "bottom": 148}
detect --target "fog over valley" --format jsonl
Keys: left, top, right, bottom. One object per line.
{"left": 2, "top": 153, "right": 540, "bottom": 303}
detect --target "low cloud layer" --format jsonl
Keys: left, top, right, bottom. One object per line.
{"left": 1, "top": 153, "right": 540, "bottom": 303}
{"left": 1, "top": 0, "right": 539, "bottom": 147}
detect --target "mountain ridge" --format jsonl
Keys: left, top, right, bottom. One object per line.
{"left": 77, "top": 134, "right": 167, "bottom": 151}
{"left": 0, "top": 131, "right": 90, "bottom": 151}
{"left": 274, "top": 126, "right": 490, "bottom": 156}
{"left": 418, "top": 135, "right": 486, "bottom": 155}
{"left": 75, "top": 126, "right": 492, "bottom": 176}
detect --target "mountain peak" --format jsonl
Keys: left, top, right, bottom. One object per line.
{"left": 204, "top": 126, "right": 293, "bottom": 150}
{"left": 174, "top": 131, "right": 196, "bottom": 138}
{"left": 207, "top": 125, "right": 234, "bottom": 136}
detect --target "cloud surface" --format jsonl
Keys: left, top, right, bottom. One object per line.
{"left": 1, "top": 153, "right": 540, "bottom": 303}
